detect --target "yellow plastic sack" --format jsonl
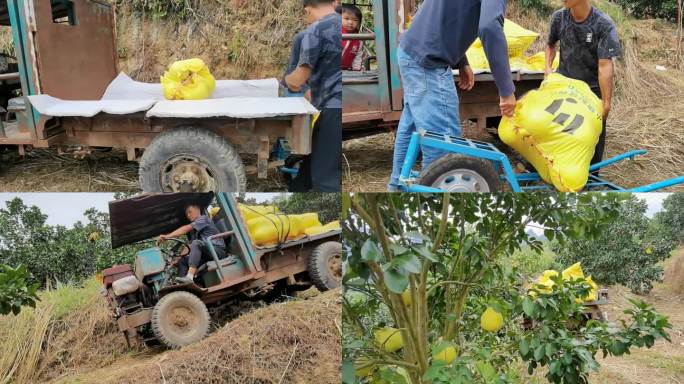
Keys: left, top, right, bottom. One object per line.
{"left": 304, "top": 220, "right": 341, "bottom": 236}
{"left": 466, "top": 19, "right": 538, "bottom": 72}
{"left": 532, "top": 263, "right": 598, "bottom": 303}
{"left": 562, "top": 262, "right": 585, "bottom": 281}
{"left": 522, "top": 51, "right": 560, "bottom": 72}
{"left": 239, "top": 205, "right": 280, "bottom": 222}
{"left": 291, "top": 213, "right": 322, "bottom": 229}
{"left": 584, "top": 276, "right": 598, "bottom": 302}
{"left": 247, "top": 214, "right": 298, "bottom": 246}
{"left": 499, "top": 74, "right": 603, "bottom": 192}
{"left": 161, "top": 58, "right": 216, "bottom": 100}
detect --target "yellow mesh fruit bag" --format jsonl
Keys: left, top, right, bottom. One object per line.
{"left": 161, "top": 58, "right": 216, "bottom": 100}
{"left": 498, "top": 74, "right": 603, "bottom": 192}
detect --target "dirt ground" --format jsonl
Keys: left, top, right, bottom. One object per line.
{"left": 588, "top": 248, "right": 684, "bottom": 384}
{"left": 0, "top": 148, "right": 286, "bottom": 192}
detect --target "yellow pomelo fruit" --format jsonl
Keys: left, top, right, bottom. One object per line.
{"left": 480, "top": 307, "right": 504, "bottom": 332}
{"left": 402, "top": 290, "right": 412, "bottom": 306}
{"left": 374, "top": 327, "right": 404, "bottom": 353}
{"left": 355, "top": 359, "right": 374, "bottom": 377}
{"left": 645, "top": 247, "right": 653, "bottom": 255}
{"left": 432, "top": 345, "right": 457, "bottom": 364}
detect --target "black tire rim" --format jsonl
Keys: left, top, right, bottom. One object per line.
{"left": 160, "top": 154, "right": 220, "bottom": 192}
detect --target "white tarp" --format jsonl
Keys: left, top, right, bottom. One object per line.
{"left": 27, "top": 94, "right": 156, "bottom": 117}
{"left": 27, "top": 73, "right": 317, "bottom": 119}
{"left": 101, "top": 72, "right": 280, "bottom": 100}
{"left": 146, "top": 97, "right": 318, "bottom": 119}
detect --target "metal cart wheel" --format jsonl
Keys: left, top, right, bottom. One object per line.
{"left": 419, "top": 154, "right": 502, "bottom": 192}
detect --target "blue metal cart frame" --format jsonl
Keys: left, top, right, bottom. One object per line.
{"left": 398, "top": 130, "right": 684, "bottom": 193}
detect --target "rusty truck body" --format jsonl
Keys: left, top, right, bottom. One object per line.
{"left": 0, "top": 0, "right": 314, "bottom": 192}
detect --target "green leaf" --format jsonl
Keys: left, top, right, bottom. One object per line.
{"left": 395, "top": 253, "right": 421, "bottom": 274}
{"left": 520, "top": 339, "right": 530, "bottom": 356}
{"left": 342, "top": 361, "right": 355, "bottom": 383}
{"left": 534, "top": 345, "right": 545, "bottom": 361}
{"left": 475, "top": 360, "right": 497, "bottom": 381}
{"left": 522, "top": 298, "right": 536, "bottom": 317}
{"left": 383, "top": 267, "right": 409, "bottom": 293}
{"left": 389, "top": 242, "right": 409, "bottom": 256}
{"left": 361, "top": 239, "right": 382, "bottom": 262}
{"left": 413, "top": 245, "right": 438, "bottom": 262}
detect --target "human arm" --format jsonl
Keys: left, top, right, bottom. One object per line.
{"left": 285, "top": 66, "right": 312, "bottom": 92}
{"left": 479, "top": 0, "right": 515, "bottom": 116}
{"left": 544, "top": 44, "right": 557, "bottom": 77}
{"left": 545, "top": 11, "right": 561, "bottom": 78}
{"left": 157, "top": 224, "right": 193, "bottom": 244}
{"left": 351, "top": 44, "right": 364, "bottom": 71}
{"left": 597, "top": 21, "right": 621, "bottom": 119}
{"left": 598, "top": 59, "right": 614, "bottom": 119}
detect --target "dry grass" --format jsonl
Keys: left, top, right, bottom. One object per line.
{"left": 0, "top": 148, "right": 288, "bottom": 193}
{"left": 55, "top": 289, "right": 342, "bottom": 384}
{"left": 343, "top": 0, "right": 684, "bottom": 192}
{"left": 0, "top": 279, "right": 130, "bottom": 384}
{"left": 115, "top": 0, "right": 303, "bottom": 81}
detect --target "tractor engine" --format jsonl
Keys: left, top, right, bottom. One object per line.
{"left": 101, "top": 265, "right": 144, "bottom": 317}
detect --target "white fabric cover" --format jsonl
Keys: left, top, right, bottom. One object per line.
{"left": 27, "top": 73, "right": 317, "bottom": 119}
{"left": 146, "top": 97, "right": 318, "bottom": 119}
{"left": 27, "top": 94, "right": 156, "bottom": 117}
{"left": 101, "top": 72, "right": 280, "bottom": 100}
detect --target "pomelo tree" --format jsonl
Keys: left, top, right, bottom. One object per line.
{"left": 342, "top": 193, "right": 671, "bottom": 384}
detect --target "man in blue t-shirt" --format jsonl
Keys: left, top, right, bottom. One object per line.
{"left": 545, "top": 0, "right": 621, "bottom": 174}
{"left": 286, "top": 0, "right": 342, "bottom": 192}
{"left": 158, "top": 203, "right": 226, "bottom": 284}
{"left": 388, "top": 0, "right": 517, "bottom": 191}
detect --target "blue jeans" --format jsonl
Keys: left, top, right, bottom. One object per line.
{"left": 388, "top": 47, "right": 462, "bottom": 191}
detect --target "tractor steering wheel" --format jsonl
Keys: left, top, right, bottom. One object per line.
{"left": 158, "top": 237, "right": 189, "bottom": 261}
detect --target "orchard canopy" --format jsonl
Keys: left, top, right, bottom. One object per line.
{"left": 341, "top": 193, "right": 672, "bottom": 384}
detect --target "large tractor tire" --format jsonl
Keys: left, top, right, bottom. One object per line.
{"left": 139, "top": 127, "right": 247, "bottom": 192}
{"left": 151, "top": 291, "right": 210, "bottom": 349}
{"left": 419, "top": 155, "right": 502, "bottom": 192}
{"left": 309, "top": 241, "right": 342, "bottom": 291}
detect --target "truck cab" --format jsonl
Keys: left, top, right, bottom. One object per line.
{"left": 102, "top": 193, "right": 342, "bottom": 348}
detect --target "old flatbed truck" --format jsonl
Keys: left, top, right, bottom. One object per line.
{"left": 0, "top": 0, "right": 315, "bottom": 192}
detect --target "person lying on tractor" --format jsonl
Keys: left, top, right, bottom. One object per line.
{"left": 545, "top": 0, "right": 621, "bottom": 175}
{"left": 388, "top": 0, "right": 517, "bottom": 192}
{"left": 157, "top": 203, "right": 226, "bottom": 284}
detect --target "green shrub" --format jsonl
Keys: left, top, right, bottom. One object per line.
{"left": 615, "top": 0, "right": 680, "bottom": 21}
{"left": 0, "top": 264, "right": 39, "bottom": 315}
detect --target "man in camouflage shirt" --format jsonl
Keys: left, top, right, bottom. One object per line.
{"left": 286, "top": 0, "right": 342, "bottom": 192}
{"left": 545, "top": 0, "right": 621, "bottom": 174}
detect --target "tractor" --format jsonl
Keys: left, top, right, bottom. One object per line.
{"left": 100, "top": 193, "right": 341, "bottom": 348}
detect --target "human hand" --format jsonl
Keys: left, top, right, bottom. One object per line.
{"left": 499, "top": 93, "right": 517, "bottom": 118}
{"left": 544, "top": 67, "right": 553, "bottom": 78}
{"left": 602, "top": 102, "right": 611, "bottom": 120}
{"left": 458, "top": 65, "right": 475, "bottom": 91}
{"left": 156, "top": 234, "right": 168, "bottom": 245}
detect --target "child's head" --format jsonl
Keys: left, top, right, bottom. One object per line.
{"left": 341, "top": 4, "right": 362, "bottom": 32}
{"left": 303, "top": 0, "right": 336, "bottom": 24}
